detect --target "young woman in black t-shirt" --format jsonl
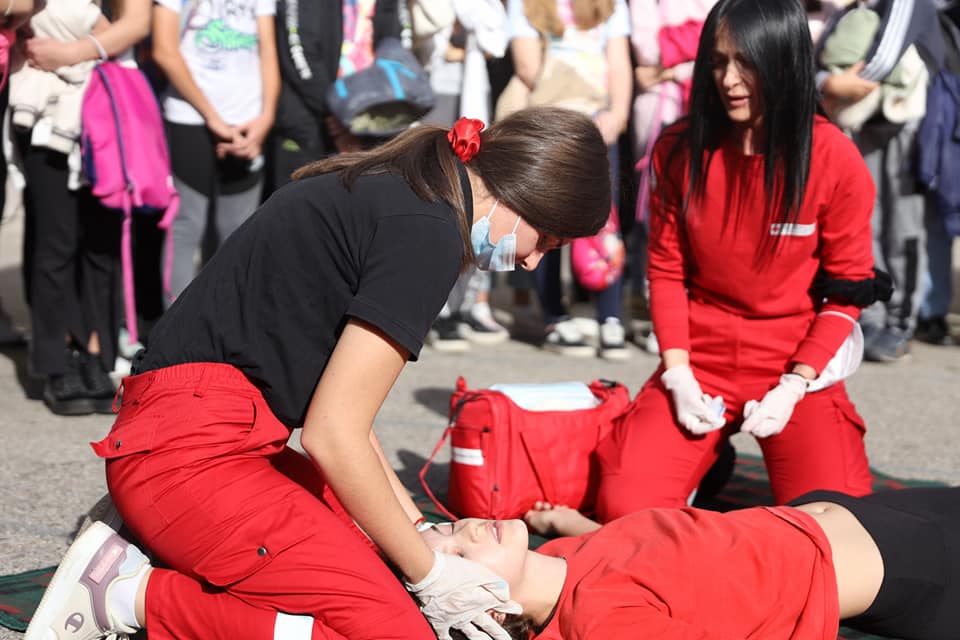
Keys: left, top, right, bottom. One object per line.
{"left": 26, "top": 107, "right": 611, "bottom": 640}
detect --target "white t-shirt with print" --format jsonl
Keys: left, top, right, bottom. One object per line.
{"left": 156, "top": 0, "right": 276, "bottom": 126}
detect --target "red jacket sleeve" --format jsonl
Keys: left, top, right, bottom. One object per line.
{"left": 647, "top": 132, "right": 692, "bottom": 353}
{"left": 791, "top": 129, "right": 876, "bottom": 372}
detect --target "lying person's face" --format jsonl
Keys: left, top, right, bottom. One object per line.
{"left": 422, "top": 519, "right": 529, "bottom": 587}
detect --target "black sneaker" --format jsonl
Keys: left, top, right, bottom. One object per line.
{"left": 543, "top": 319, "right": 594, "bottom": 357}
{"left": 863, "top": 326, "right": 910, "bottom": 362}
{"left": 457, "top": 304, "right": 508, "bottom": 345}
{"left": 427, "top": 316, "right": 469, "bottom": 353}
{"left": 79, "top": 351, "right": 117, "bottom": 414}
{"left": 915, "top": 316, "right": 955, "bottom": 346}
{"left": 43, "top": 362, "right": 96, "bottom": 416}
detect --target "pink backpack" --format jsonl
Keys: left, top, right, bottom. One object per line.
{"left": 81, "top": 61, "right": 179, "bottom": 346}
{"left": 0, "top": 28, "right": 15, "bottom": 91}
{"left": 571, "top": 205, "right": 625, "bottom": 292}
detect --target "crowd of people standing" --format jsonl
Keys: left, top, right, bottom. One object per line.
{"left": 0, "top": 0, "right": 957, "bottom": 418}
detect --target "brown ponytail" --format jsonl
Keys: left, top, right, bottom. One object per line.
{"left": 294, "top": 106, "right": 610, "bottom": 267}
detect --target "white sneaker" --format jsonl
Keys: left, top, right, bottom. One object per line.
{"left": 543, "top": 319, "right": 595, "bottom": 357}
{"left": 645, "top": 328, "right": 660, "bottom": 355}
{"left": 26, "top": 521, "right": 147, "bottom": 640}
{"left": 569, "top": 316, "right": 599, "bottom": 339}
{"left": 458, "top": 303, "right": 509, "bottom": 345}
{"left": 598, "top": 318, "right": 630, "bottom": 361}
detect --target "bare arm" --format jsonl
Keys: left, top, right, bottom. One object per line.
{"left": 151, "top": 4, "right": 233, "bottom": 142}
{"left": 370, "top": 429, "right": 424, "bottom": 524}
{"left": 300, "top": 319, "right": 435, "bottom": 583}
{"left": 661, "top": 348, "right": 689, "bottom": 370}
{"left": 510, "top": 35, "right": 542, "bottom": 90}
{"left": 222, "top": 14, "right": 279, "bottom": 160}
{"left": 24, "top": 0, "right": 151, "bottom": 70}
{"left": 257, "top": 14, "right": 280, "bottom": 122}
{"left": 820, "top": 61, "right": 880, "bottom": 113}
{"left": 595, "top": 34, "right": 632, "bottom": 145}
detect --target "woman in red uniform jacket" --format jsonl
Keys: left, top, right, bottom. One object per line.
{"left": 424, "top": 486, "right": 960, "bottom": 640}
{"left": 24, "top": 108, "right": 611, "bottom": 640}
{"left": 594, "top": 0, "right": 889, "bottom": 518}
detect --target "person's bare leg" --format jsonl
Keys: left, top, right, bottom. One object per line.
{"left": 87, "top": 330, "right": 100, "bottom": 355}
{"left": 524, "top": 502, "right": 602, "bottom": 537}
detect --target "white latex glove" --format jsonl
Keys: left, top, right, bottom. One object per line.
{"left": 406, "top": 550, "right": 522, "bottom": 640}
{"left": 741, "top": 373, "right": 809, "bottom": 438}
{"left": 661, "top": 365, "right": 727, "bottom": 434}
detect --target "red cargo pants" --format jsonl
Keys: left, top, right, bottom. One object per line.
{"left": 92, "top": 363, "right": 433, "bottom": 640}
{"left": 596, "top": 300, "right": 873, "bottom": 520}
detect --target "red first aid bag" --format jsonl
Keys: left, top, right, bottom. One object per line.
{"left": 420, "top": 377, "right": 632, "bottom": 520}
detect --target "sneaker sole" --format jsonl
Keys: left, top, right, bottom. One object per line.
{"left": 543, "top": 344, "right": 596, "bottom": 358}
{"left": 92, "top": 396, "right": 116, "bottom": 415}
{"left": 43, "top": 395, "right": 96, "bottom": 416}
{"left": 459, "top": 326, "right": 509, "bottom": 346}
{"left": 429, "top": 339, "right": 471, "bottom": 353}
{"left": 599, "top": 347, "right": 631, "bottom": 361}
{"left": 25, "top": 521, "right": 116, "bottom": 640}
{"left": 864, "top": 351, "right": 911, "bottom": 363}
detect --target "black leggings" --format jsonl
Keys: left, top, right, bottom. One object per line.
{"left": 17, "top": 131, "right": 121, "bottom": 374}
{"left": 790, "top": 488, "right": 960, "bottom": 640}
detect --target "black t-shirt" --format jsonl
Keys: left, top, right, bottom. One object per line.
{"left": 137, "top": 171, "right": 466, "bottom": 427}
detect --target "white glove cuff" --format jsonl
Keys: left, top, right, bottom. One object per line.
{"left": 661, "top": 364, "right": 694, "bottom": 390}
{"left": 780, "top": 373, "right": 810, "bottom": 399}
{"left": 416, "top": 519, "right": 438, "bottom": 533}
{"left": 405, "top": 550, "right": 444, "bottom": 593}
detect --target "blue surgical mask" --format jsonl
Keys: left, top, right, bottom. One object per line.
{"left": 471, "top": 200, "right": 520, "bottom": 272}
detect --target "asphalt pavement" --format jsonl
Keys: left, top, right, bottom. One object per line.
{"left": 1, "top": 202, "right": 958, "bottom": 640}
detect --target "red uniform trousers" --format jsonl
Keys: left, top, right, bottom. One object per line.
{"left": 91, "top": 363, "right": 433, "bottom": 640}
{"left": 596, "top": 299, "right": 873, "bottom": 520}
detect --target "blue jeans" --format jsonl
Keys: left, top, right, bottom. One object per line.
{"left": 532, "top": 143, "right": 623, "bottom": 325}
{"left": 920, "top": 209, "right": 955, "bottom": 319}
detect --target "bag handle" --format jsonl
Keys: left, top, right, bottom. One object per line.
{"left": 418, "top": 392, "right": 480, "bottom": 522}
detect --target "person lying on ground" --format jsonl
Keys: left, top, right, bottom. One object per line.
{"left": 425, "top": 486, "right": 960, "bottom": 640}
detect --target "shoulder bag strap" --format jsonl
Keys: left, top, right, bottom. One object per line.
{"left": 418, "top": 393, "right": 480, "bottom": 521}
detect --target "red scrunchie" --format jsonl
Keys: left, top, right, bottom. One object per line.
{"left": 447, "top": 117, "right": 485, "bottom": 163}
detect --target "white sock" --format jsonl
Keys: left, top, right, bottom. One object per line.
{"left": 107, "top": 545, "right": 150, "bottom": 630}
{"left": 274, "top": 612, "right": 314, "bottom": 639}
{"left": 470, "top": 302, "right": 492, "bottom": 320}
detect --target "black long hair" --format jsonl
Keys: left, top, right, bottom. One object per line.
{"left": 682, "top": 0, "right": 817, "bottom": 249}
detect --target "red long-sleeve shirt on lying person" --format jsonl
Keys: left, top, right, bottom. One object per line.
{"left": 647, "top": 116, "right": 876, "bottom": 373}
{"left": 536, "top": 506, "right": 840, "bottom": 640}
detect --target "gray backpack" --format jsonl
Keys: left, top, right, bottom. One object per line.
{"left": 325, "top": 37, "right": 436, "bottom": 137}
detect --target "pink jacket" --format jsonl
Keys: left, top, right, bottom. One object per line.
{"left": 630, "top": 0, "right": 717, "bottom": 73}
